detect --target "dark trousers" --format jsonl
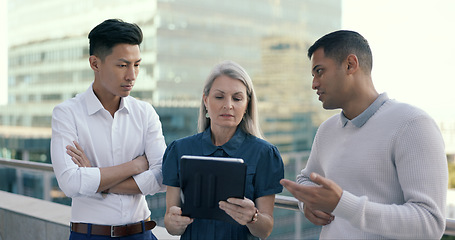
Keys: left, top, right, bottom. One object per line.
{"left": 69, "top": 229, "right": 157, "bottom": 240}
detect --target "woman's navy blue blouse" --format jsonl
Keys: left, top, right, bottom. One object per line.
{"left": 162, "top": 127, "right": 284, "bottom": 240}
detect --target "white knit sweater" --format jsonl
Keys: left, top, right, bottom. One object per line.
{"left": 297, "top": 95, "right": 448, "bottom": 239}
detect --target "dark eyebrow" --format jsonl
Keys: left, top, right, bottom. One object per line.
{"left": 118, "top": 58, "right": 142, "bottom": 64}
{"left": 312, "top": 64, "right": 321, "bottom": 72}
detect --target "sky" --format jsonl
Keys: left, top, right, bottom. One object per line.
{"left": 342, "top": 0, "right": 455, "bottom": 123}
{"left": 1, "top": 0, "right": 454, "bottom": 123}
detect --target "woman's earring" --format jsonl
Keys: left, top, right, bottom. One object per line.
{"left": 205, "top": 112, "right": 210, "bottom": 118}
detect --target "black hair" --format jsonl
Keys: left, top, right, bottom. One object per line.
{"left": 307, "top": 30, "right": 373, "bottom": 73}
{"left": 88, "top": 19, "right": 143, "bottom": 60}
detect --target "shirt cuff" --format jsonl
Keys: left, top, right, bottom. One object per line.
{"left": 332, "top": 190, "right": 365, "bottom": 220}
{"left": 133, "top": 168, "right": 165, "bottom": 195}
{"left": 79, "top": 167, "right": 101, "bottom": 196}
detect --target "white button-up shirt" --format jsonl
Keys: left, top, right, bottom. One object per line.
{"left": 51, "top": 84, "right": 166, "bottom": 225}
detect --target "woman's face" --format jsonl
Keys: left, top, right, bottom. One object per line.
{"left": 203, "top": 75, "right": 248, "bottom": 132}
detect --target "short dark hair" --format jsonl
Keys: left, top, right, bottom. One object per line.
{"left": 307, "top": 30, "right": 373, "bottom": 73}
{"left": 88, "top": 19, "right": 143, "bottom": 60}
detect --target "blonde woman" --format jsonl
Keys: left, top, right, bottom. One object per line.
{"left": 162, "top": 60, "right": 284, "bottom": 240}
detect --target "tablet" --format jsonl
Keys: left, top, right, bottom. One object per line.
{"left": 179, "top": 155, "right": 247, "bottom": 223}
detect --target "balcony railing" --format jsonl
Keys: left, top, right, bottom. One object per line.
{"left": 273, "top": 194, "right": 455, "bottom": 236}
{"left": 0, "top": 157, "right": 454, "bottom": 237}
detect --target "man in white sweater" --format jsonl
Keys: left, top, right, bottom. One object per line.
{"left": 280, "top": 30, "right": 448, "bottom": 239}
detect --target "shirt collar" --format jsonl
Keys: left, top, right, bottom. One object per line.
{"left": 119, "top": 97, "right": 129, "bottom": 114}
{"left": 85, "top": 83, "right": 104, "bottom": 115}
{"left": 340, "top": 93, "right": 389, "bottom": 128}
{"left": 84, "top": 82, "right": 130, "bottom": 115}
{"left": 202, "top": 127, "right": 246, "bottom": 156}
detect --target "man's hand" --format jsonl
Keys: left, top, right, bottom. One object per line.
{"left": 131, "top": 155, "right": 149, "bottom": 175}
{"left": 303, "top": 204, "right": 335, "bottom": 226}
{"left": 66, "top": 141, "right": 91, "bottom": 167}
{"left": 280, "top": 173, "right": 343, "bottom": 214}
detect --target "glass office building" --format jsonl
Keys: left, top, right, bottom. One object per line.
{"left": 2, "top": 0, "right": 341, "bottom": 152}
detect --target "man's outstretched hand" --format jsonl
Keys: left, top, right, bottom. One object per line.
{"left": 280, "top": 173, "right": 342, "bottom": 225}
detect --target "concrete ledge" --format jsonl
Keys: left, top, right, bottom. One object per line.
{"left": 0, "top": 191, "right": 177, "bottom": 240}
{"left": 0, "top": 191, "right": 70, "bottom": 240}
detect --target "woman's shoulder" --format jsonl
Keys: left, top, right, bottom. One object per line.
{"left": 163, "top": 132, "right": 205, "bottom": 163}
{"left": 168, "top": 131, "right": 204, "bottom": 148}
{"left": 244, "top": 133, "right": 272, "bottom": 145}
{"left": 243, "top": 134, "right": 278, "bottom": 152}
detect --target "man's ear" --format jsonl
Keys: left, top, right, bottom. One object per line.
{"left": 346, "top": 54, "right": 359, "bottom": 73}
{"left": 89, "top": 55, "right": 100, "bottom": 72}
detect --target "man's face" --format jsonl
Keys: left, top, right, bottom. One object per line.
{"left": 95, "top": 43, "right": 141, "bottom": 99}
{"left": 310, "top": 48, "right": 349, "bottom": 110}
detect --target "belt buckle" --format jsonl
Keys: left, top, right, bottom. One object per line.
{"left": 111, "top": 225, "right": 120, "bottom": 238}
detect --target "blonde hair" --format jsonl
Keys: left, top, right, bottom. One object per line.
{"left": 197, "top": 60, "right": 264, "bottom": 139}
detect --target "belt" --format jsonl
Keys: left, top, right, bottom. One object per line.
{"left": 70, "top": 219, "right": 156, "bottom": 237}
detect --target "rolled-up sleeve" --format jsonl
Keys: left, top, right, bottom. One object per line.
{"left": 133, "top": 167, "right": 165, "bottom": 195}
{"left": 51, "top": 104, "right": 101, "bottom": 198}
{"left": 133, "top": 105, "right": 166, "bottom": 195}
